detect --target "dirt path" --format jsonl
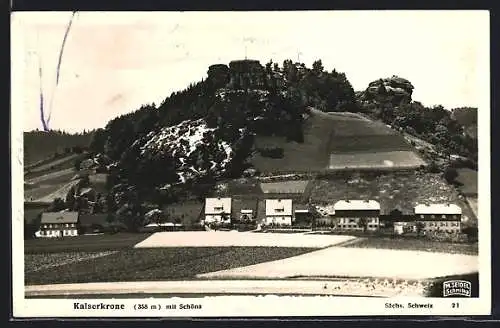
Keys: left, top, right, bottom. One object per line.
{"left": 134, "top": 231, "right": 357, "bottom": 248}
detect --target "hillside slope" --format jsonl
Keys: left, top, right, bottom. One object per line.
{"left": 251, "top": 109, "right": 424, "bottom": 174}
{"left": 24, "top": 130, "right": 93, "bottom": 165}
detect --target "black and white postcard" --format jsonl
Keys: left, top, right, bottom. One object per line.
{"left": 11, "top": 10, "right": 491, "bottom": 317}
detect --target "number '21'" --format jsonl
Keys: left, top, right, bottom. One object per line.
{"left": 452, "top": 303, "right": 460, "bottom": 308}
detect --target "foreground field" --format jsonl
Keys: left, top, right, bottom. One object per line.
{"left": 342, "top": 237, "right": 478, "bottom": 255}
{"left": 25, "top": 247, "right": 317, "bottom": 285}
{"left": 25, "top": 279, "right": 428, "bottom": 298}
{"left": 24, "top": 233, "right": 152, "bottom": 254}
{"left": 198, "top": 246, "right": 478, "bottom": 281}
{"left": 134, "top": 231, "right": 356, "bottom": 248}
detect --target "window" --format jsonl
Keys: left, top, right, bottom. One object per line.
{"left": 275, "top": 208, "right": 284, "bottom": 213}
{"left": 442, "top": 215, "right": 446, "bottom": 219}
{"left": 420, "top": 215, "right": 424, "bottom": 219}
{"left": 431, "top": 215, "right": 435, "bottom": 219}
{"left": 214, "top": 206, "right": 223, "bottom": 211}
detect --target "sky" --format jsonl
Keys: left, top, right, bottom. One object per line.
{"left": 11, "top": 11, "right": 489, "bottom": 133}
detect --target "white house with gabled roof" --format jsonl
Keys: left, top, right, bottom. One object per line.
{"left": 414, "top": 203, "right": 462, "bottom": 233}
{"left": 204, "top": 197, "right": 232, "bottom": 224}
{"left": 333, "top": 200, "right": 381, "bottom": 231}
{"left": 265, "top": 199, "right": 293, "bottom": 226}
{"left": 38, "top": 211, "right": 79, "bottom": 238}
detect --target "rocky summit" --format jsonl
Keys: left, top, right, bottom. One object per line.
{"left": 359, "top": 75, "right": 414, "bottom": 106}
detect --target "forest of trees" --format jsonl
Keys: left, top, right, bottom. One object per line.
{"left": 24, "top": 129, "right": 94, "bottom": 165}
{"left": 360, "top": 96, "right": 478, "bottom": 165}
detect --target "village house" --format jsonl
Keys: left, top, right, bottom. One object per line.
{"left": 414, "top": 203, "right": 462, "bottom": 233}
{"left": 334, "top": 200, "right": 381, "bottom": 231}
{"left": 265, "top": 199, "right": 293, "bottom": 226}
{"left": 204, "top": 197, "right": 232, "bottom": 224}
{"left": 38, "top": 211, "right": 79, "bottom": 238}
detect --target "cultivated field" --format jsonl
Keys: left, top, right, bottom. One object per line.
{"left": 328, "top": 151, "right": 426, "bottom": 170}
{"left": 260, "top": 180, "right": 311, "bottom": 194}
{"left": 218, "top": 178, "right": 263, "bottom": 196}
{"left": 343, "top": 237, "right": 478, "bottom": 255}
{"left": 198, "top": 246, "right": 478, "bottom": 281}
{"left": 25, "top": 154, "right": 79, "bottom": 175}
{"left": 24, "top": 233, "right": 152, "bottom": 253}
{"left": 251, "top": 109, "right": 420, "bottom": 173}
{"left": 25, "top": 247, "right": 317, "bottom": 285}
{"left": 25, "top": 168, "right": 76, "bottom": 185}
{"left": 25, "top": 251, "right": 118, "bottom": 273}
{"left": 31, "top": 180, "right": 81, "bottom": 203}
{"left": 134, "top": 231, "right": 356, "bottom": 248}
{"left": 309, "top": 172, "right": 475, "bottom": 219}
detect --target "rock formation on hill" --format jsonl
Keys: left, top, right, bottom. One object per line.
{"left": 358, "top": 75, "right": 414, "bottom": 106}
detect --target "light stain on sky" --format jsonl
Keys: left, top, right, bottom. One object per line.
{"left": 11, "top": 11, "right": 489, "bottom": 133}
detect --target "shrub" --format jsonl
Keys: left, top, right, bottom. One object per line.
{"left": 258, "top": 147, "right": 285, "bottom": 158}
{"left": 443, "top": 167, "right": 459, "bottom": 184}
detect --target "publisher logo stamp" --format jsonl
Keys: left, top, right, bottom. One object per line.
{"left": 442, "top": 280, "right": 472, "bottom": 297}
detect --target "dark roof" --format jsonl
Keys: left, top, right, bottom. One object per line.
{"left": 79, "top": 214, "right": 109, "bottom": 226}
{"left": 41, "top": 212, "right": 79, "bottom": 224}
